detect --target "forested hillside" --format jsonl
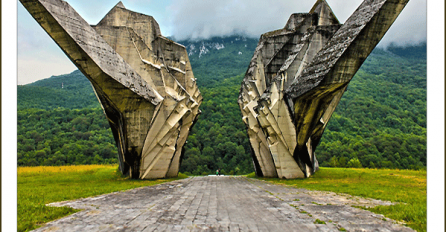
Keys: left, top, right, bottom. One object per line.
{"left": 317, "top": 47, "right": 426, "bottom": 169}
{"left": 18, "top": 71, "right": 100, "bottom": 110}
{"left": 17, "top": 36, "right": 426, "bottom": 174}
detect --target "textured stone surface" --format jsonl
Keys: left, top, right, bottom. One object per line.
{"left": 20, "top": 0, "right": 202, "bottom": 179}
{"left": 238, "top": 0, "right": 408, "bottom": 178}
{"left": 34, "top": 177, "right": 414, "bottom": 232}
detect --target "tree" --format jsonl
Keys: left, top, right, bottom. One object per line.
{"left": 347, "top": 158, "right": 363, "bottom": 168}
{"left": 328, "top": 156, "right": 339, "bottom": 167}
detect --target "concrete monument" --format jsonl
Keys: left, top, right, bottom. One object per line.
{"left": 239, "top": 0, "right": 408, "bottom": 178}
{"left": 20, "top": 0, "right": 202, "bottom": 179}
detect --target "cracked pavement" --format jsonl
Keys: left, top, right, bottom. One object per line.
{"left": 33, "top": 176, "right": 414, "bottom": 232}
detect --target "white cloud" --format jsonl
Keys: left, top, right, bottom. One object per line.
{"left": 167, "top": 0, "right": 426, "bottom": 47}
{"left": 378, "top": 0, "right": 427, "bottom": 47}
{"left": 167, "top": 0, "right": 313, "bottom": 40}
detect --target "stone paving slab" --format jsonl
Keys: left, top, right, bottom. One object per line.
{"left": 33, "top": 176, "right": 414, "bottom": 232}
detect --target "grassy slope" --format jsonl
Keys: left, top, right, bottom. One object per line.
{"left": 255, "top": 168, "right": 426, "bottom": 232}
{"left": 17, "top": 165, "right": 187, "bottom": 232}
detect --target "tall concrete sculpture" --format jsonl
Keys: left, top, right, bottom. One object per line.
{"left": 20, "top": 0, "right": 202, "bottom": 179}
{"left": 239, "top": 0, "right": 408, "bottom": 178}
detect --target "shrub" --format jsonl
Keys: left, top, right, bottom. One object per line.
{"left": 347, "top": 158, "right": 363, "bottom": 168}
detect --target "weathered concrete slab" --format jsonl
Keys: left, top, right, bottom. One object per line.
{"left": 34, "top": 177, "right": 414, "bottom": 232}
{"left": 20, "top": 0, "right": 202, "bottom": 179}
{"left": 238, "top": 0, "right": 409, "bottom": 178}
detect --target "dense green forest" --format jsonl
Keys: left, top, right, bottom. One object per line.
{"left": 18, "top": 71, "right": 100, "bottom": 110}
{"left": 316, "top": 47, "right": 426, "bottom": 170}
{"left": 17, "top": 108, "right": 117, "bottom": 166}
{"left": 17, "top": 35, "right": 426, "bottom": 174}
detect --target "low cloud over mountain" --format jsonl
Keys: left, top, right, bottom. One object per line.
{"left": 168, "top": 0, "right": 426, "bottom": 47}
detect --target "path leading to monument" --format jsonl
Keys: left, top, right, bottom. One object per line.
{"left": 35, "top": 176, "right": 413, "bottom": 232}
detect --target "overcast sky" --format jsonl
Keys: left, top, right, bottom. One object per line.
{"left": 17, "top": 0, "right": 427, "bottom": 84}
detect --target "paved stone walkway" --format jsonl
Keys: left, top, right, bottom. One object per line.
{"left": 34, "top": 176, "right": 414, "bottom": 231}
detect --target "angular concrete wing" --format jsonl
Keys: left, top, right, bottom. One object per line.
{"left": 20, "top": 0, "right": 202, "bottom": 179}
{"left": 239, "top": 0, "right": 408, "bottom": 178}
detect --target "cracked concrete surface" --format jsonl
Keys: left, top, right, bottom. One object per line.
{"left": 34, "top": 176, "right": 413, "bottom": 232}
{"left": 238, "top": 0, "right": 409, "bottom": 179}
{"left": 19, "top": 0, "right": 202, "bottom": 179}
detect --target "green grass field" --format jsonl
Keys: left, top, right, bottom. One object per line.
{"left": 17, "top": 165, "right": 187, "bottom": 232}
{"left": 252, "top": 167, "right": 426, "bottom": 232}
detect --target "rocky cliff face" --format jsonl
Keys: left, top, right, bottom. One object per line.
{"left": 179, "top": 36, "right": 256, "bottom": 59}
